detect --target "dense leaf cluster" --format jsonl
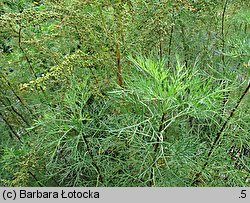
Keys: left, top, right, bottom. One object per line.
{"left": 0, "top": 0, "right": 249, "bottom": 186}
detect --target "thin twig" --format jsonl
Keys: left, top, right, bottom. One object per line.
{"left": 18, "top": 25, "right": 37, "bottom": 79}
{"left": 149, "top": 112, "right": 166, "bottom": 186}
{"left": 81, "top": 133, "right": 103, "bottom": 183}
{"left": 221, "top": 0, "right": 229, "bottom": 114}
{"left": 0, "top": 97, "right": 30, "bottom": 126}
{"left": 0, "top": 112, "right": 22, "bottom": 143}
{"left": 167, "top": 24, "right": 174, "bottom": 69}
{"left": 28, "top": 171, "right": 43, "bottom": 187}
{"left": 192, "top": 81, "right": 250, "bottom": 185}
{"left": 1, "top": 74, "right": 33, "bottom": 115}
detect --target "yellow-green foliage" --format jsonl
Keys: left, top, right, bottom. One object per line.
{"left": 0, "top": 0, "right": 249, "bottom": 187}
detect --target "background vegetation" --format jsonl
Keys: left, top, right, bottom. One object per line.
{"left": 0, "top": 0, "right": 249, "bottom": 186}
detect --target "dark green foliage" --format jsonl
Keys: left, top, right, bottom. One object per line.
{"left": 0, "top": 0, "right": 249, "bottom": 186}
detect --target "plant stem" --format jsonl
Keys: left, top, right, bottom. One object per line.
{"left": 149, "top": 112, "right": 166, "bottom": 186}
{"left": 28, "top": 171, "right": 43, "bottom": 187}
{"left": 167, "top": 24, "right": 174, "bottom": 69}
{"left": 18, "top": 25, "right": 36, "bottom": 79}
{"left": 115, "top": 2, "right": 123, "bottom": 88}
{"left": 180, "top": 24, "right": 188, "bottom": 68}
{"left": 221, "top": 0, "right": 229, "bottom": 114}
{"left": 192, "top": 81, "right": 250, "bottom": 185}
{"left": 0, "top": 95, "right": 30, "bottom": 126}
{"left": 81, "top": 134, "right": 103, "bottom": 183}
{"left": 1, "top": 74, "right": 33, "bottom": 116}
{"left": 0, "top": 112, "right": 22, "bottom": 143}
{"left": 116, "top": 41, "right": 123, "bottom": 88}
